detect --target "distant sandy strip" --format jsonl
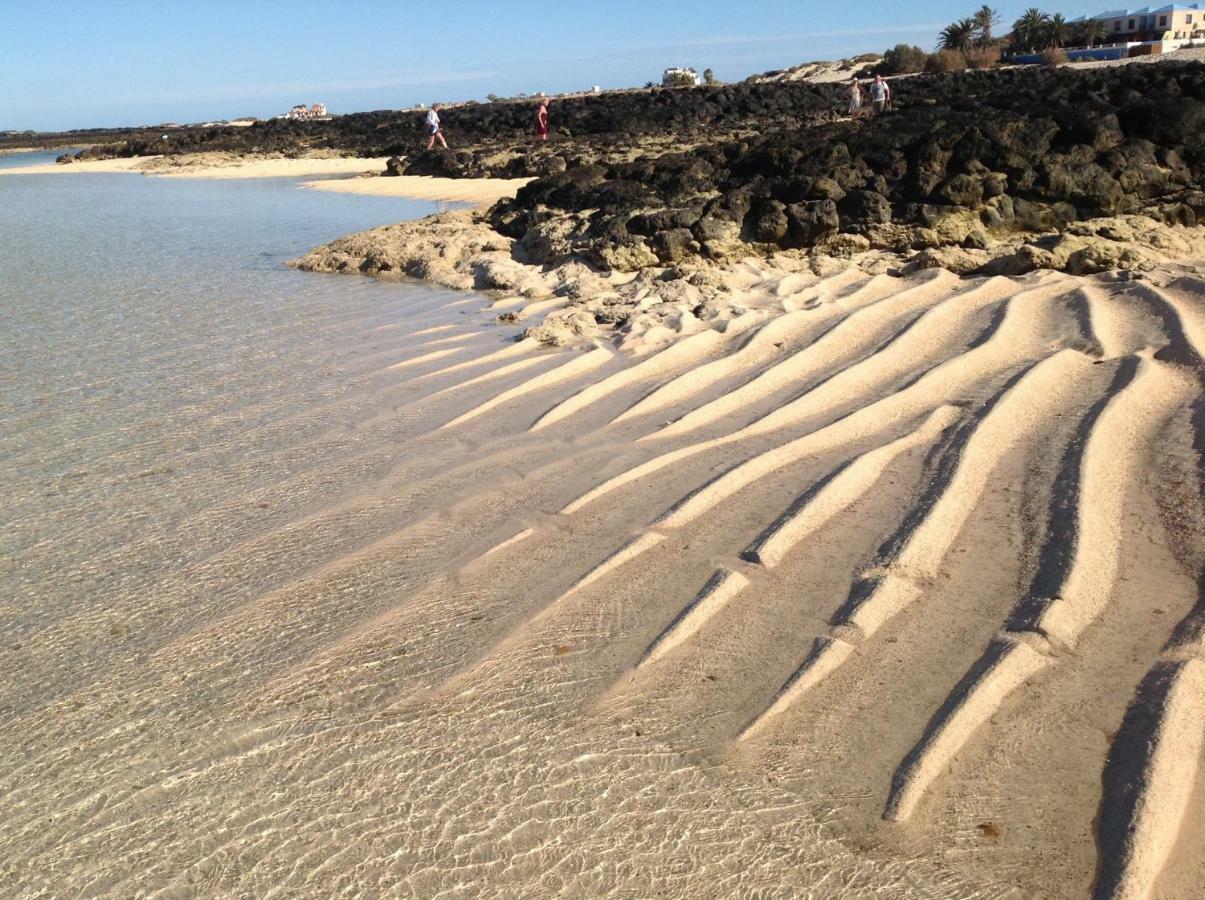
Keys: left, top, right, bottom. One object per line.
{"left": 300, "top": 173, "right": 532, "bottom": 205}
{"left": 0, "top": 156, "right": 388, "bottom": 179}
{"left": 0, "top": 154, "right": 527, "bottom": 204}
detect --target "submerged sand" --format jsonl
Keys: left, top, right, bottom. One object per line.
{"left": 5, "top": 245, "right": 1202, "bottom": 897}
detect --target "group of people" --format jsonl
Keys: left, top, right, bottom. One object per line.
{"left": 847, "top": 74, "right": 892, "bottom": 118}
{"left": 421, "top": 76, "right": 887, "bottom": 152}
{"left": 424, "top": 98, "right": 550, "bottom": 150}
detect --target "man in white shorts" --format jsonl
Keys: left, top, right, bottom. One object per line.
{"left": 870, "top": 76, "right": 889, "bottom": 114}
{"left": 426, "top": 104, "right": 448, "bottom": 149}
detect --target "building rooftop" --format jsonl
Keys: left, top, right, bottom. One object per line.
{"left": 1070, "top": 3, "right": 1202, "bottom": 23}
{"left": 1077, "top": 2, "right": 1202, "bottom": 16}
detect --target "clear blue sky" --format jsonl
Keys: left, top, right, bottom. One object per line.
{"left": 1, "top": 0, "right": 1103, "bottom": 131}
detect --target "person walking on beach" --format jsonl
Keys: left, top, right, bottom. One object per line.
{"left": 870, "top": 76, "right": 889, "bottom": 115}
{"left": 536, "top": 99, "right": 549, "bottom": 143}
{"left": 847, "top": 76, "right": 863, "bottom": 118}
{"left": 425, "top": 104, "right": 447, "bottom": 150}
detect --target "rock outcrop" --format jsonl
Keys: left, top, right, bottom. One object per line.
{"left": 485, "top": 62, "right": 1205, "bottom": 270}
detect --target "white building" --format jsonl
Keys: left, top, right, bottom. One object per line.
{"left": 279, "top": 103, "right": 329, "bottom": 121}
{"left": 1071, "top": 3, "right": 1204, "bottom": 41}
{"left": 662, "top": 67, "right": 702, "bottom": 87}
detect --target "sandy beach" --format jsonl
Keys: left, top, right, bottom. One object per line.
{"left": 300, "top": 173, "right": 532, "bottom": 204}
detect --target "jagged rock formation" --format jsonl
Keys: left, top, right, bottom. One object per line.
{"left": 486, "top": 63, "right": 1205, "bottom": 271}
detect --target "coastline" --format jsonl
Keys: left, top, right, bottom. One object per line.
{"left": 0, "top": 153, "right": 525, "bottom": 207}
{"left": 5, "top": 56, "right": 1205, "bottom": 899}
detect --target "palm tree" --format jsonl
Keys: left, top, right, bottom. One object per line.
{"left": 973, "top": 5, "right": 1002, "bottom": 45}
{"left": 1011, "top": 8, "right": 1052, "bottom": 52}
{"left": 939, "top": 17, "right": 978, "bottom": 52}
{"left": 1046, "top": 13, "right": 1071, "bottom": 48}
{"left": 1077, "top": 18, "right": 1109, "bottom": 47}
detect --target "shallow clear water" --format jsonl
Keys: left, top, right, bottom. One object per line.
{"left": 0, "top": 159, "right": 501, "bottom": 633}
{"left": 0, "top": 148, "right": 81, "bottom": 170}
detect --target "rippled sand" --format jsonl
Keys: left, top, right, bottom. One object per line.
{"left": 3, "top": 255, "right": 1203, "bottom": 897}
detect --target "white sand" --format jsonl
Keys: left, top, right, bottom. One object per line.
{"left": 301, "top": 173, "right": 532, "bottom": 205}
{"left": 153, "top": 157, "right": 390, "bottom": 179}
{"left": 6, "top": 251, "right": 1202, "bottom": 897}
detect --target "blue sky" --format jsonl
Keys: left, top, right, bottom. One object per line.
{"left": 2, "top": 0, "right": 1102, "bottom": 131}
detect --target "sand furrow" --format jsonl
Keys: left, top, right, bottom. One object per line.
{"left": 654, "top": 315, "right": 1082, "bottom": 533}
{"left": 743, "top": 405, "right": 962, "bottom": 569}
{"left": 440, "top": 346, "right": 614, "bottom": 429}
{"left": 475, "top": 526, "right": 536, "bottom": 561}
{"left": 531, "top": 326, "right": 736, "bottom": 431}
{"left": 1095, "top": 658, "right": 1205, "bottom": 900}
{"left": 384, "top": 346, "right": 470, "bottom": 371}
{"left": 556, "top": 531, "right": 667, "bottom": 604}
{"left": 737, "top": 349, "right": 1093, "bottom": 735}
{"left": 425, "top": 353, "right": 558, "bottom": 399}
{"left": 564, "top": 280, "right": 1069, "bottom": 518}
{"left": 640, "top": 269, "right": 961, "bottom": 437}
{"left": 738, "top": 637, "right": 858, "bottom": 740}
{"left": 684, "top": 277, "right": 1014, "bottom": 446}
{"left": 838, "top": 350, "right": 1093, "bottom": 634}
{"left": 883, "top": 635, "right": 1052, "bottom": 821}
{"left": 638, "top": 569, "right": 750, "bottom": 667}
{"left": 879, "top": 355, "right": 1193, "bottom": 829}
{"left": 613, "top": 272, "right": 900, "bottom": 428}
{"left": 408, "top": 337, "right": 545, "bottom": 384}
{"left": 1032, "top": 358, "right": 1196, "bottom": 647}
{"left": 1122, "top": 282, "right": 1205, "bottom": 368}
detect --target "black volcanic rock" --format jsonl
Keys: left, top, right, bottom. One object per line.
{"left": 484, "top": 62, "right": 1205, "bottom": 270}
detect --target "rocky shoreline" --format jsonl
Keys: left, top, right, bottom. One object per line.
{"left": 290, "top": 62, "right": 1205, "bottom": 331}
{"left": 290, "top": 207, "right": 1205, "bottom": 350}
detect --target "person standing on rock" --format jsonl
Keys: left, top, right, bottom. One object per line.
{"left": 425, "top": 104, "right": 448, "bottom": 150}
{"left": 870, "top": 76, "right": 889, "bottom": 115}
{"left": 847, "top": 76, "right": 863, "bottom": 118}
{"left": 536, "top": 99, "right": 549, "bottom": 143}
